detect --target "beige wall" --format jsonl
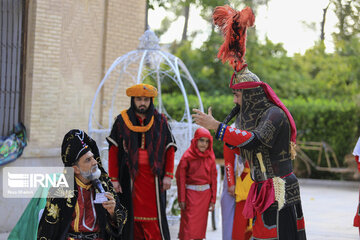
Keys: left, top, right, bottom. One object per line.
{"left": 0, "top": 0, "right": 146, "bottom": 233}
{"left": 24, "top": 0, "right": 146, "bottom": 149}
{"left": 100, "top": 0, "right": 146, "bottom": 130}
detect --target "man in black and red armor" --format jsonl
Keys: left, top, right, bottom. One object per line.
{"left": 193, "top": 5, "right": 306, "bottom": 240}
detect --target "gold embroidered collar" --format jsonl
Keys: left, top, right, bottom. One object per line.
{"left": 75, "top": 177, "right": 92, "bottom": 190}
{"left": 121, "top": 110, "right": 154, "bottom": 133}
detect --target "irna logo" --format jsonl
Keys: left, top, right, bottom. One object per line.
{"left": 3, "top": 167, "right": 74, "bottom": 198}
{"left": 7, "top": 172, "right": 69, "bottom": 188}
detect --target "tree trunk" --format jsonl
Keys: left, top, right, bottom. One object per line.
{"left": 320, "top": 2, "right": 331, "bottom": 41}
{"left": 181, "top": 5, "right": 190, "bottom": 41}
{"left": 333, "top": 0, "right": 347, "bottom": 41}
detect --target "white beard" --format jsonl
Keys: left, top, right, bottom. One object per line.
{"left": 80, "top": 165, "right": 101, "bottom": 181}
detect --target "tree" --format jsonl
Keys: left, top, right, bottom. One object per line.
{"left": 331, "top": 0, "right": 360, "bottom": 42}
{"left": 182, "top": 4, "right": 190, "bottom": 41}
{"left": 320, "top": 2, "right": 331, "bottom": 41}
{"left": 154, "top": 0, "right": 360, "bottom": 101}
{"left": 148, "top": 0, "right": 269, "bottom": 44}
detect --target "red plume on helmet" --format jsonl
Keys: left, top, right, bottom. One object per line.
{"left": 213, "top": 5, "right": 255, "bottom": 72}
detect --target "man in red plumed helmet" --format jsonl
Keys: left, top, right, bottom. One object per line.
{"left": 193, "top": 5, "right": 306, "bottom": 240}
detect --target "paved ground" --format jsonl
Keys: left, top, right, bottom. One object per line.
{"left": 2, "top": 178, "right": 360, "bottom": 239}
{"left": 299, "top": 179, "right": 359, "bottom": 240}
{"left": 169, "top": 178, "right": 360, "bottom": 240}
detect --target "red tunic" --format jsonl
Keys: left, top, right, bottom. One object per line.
{"left": 132, "top": 149, "right": 162, "bottom": 239}
{"left": 108, "top": 115, "right": 175, "bottom": 240}
{"left": 175, "top": 128, "right": 217, "bottom": 240}
{"left": 69, "top": 178, "right": 101, "bottom": 240}
{"left": 133, "top": 149, "right": 157, "bottom": 220}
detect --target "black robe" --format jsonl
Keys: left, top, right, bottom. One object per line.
{"left": 107, "top": 108, "right": 176, "bottom": 240}
{"left": 37, "top": 171, "right": 127, "bottom": 240}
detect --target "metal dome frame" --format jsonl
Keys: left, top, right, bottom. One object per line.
{"left": 88, "top": 30, "right": 204, "bottom": 169}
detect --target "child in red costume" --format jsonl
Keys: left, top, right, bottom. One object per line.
{"left": 175, "top": 128, "right": 217, "bottom": 240}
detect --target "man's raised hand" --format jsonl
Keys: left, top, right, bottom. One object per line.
{"left": 192, "top": 107, "right": 220, "bottom": 131}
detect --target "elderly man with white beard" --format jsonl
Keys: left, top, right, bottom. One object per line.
{"left": 37, "top": 129, "right": 127, "bottom": 240}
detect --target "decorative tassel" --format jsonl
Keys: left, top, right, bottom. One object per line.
{"left": 256, "top": 152, "right": 266, "bottom": 173}
{"left": 246, "top": 218, "right": 253, "bottom": 232}
{"left": 290, "top": 141, "right": 297, "bottom": 160}
{"left": 273, "top": 177, "right": 286, "bottom": 211}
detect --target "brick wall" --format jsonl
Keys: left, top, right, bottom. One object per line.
{"left": 100, "top": 0, "right": 146, "bottom": 127}
{"left": 24, "top": 0, "right": 146, "bottom": 150}
{"left": 0, "top": 0, "right": 146, "bottom": 233}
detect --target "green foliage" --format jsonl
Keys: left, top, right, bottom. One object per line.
{"left": 291, "top": 41, "right": 360, "bottom": 100}
{"left": 148, "top": 0, "right": 167, "bottom": 9}
{"left": 154, "top": 16, "right": 172, "bottom": 37}
{"left": 283, "top": 98, "right": 360, "bottom": 163}
{"left": 162, "top": 92, "right": 233, "bottom": 157}
{"left": 150, "top": 0, "right": 269, "bottom": 43}
{"left": 152, "top": 0, "right": 360, "bottom": 100}
{"left": 170, "top": 34, "right": 360, "bottom": 102}
{"left": 160, "top": 92, "right": 233, "bottom": 121}
{"left": 171, "top": 198, "right": 181, "bottom": 216}
{"left": 170, "top": 32, "right": 234, "bottom": 95}
{"left": 331, "top": 0, "right": 360, "bottom": 42}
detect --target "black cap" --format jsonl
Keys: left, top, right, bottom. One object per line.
{"left": 61, "top": 129, "right": 96, "bottom": 166}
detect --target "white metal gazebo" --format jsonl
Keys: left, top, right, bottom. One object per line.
{"left": 88, "top": 29, "right": 203, "bottom": 168}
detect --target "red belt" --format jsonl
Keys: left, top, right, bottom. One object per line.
{"left": 242, "top": 172, "right": 293, "bottom": 219}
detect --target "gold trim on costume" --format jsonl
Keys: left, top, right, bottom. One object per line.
{"left": 74, "top": 177, "right": 91, "bottom": 232}
{"left": 247, "top": 218, "right": 253, "bottom": 232}
{"left": 256, "top": 152, "right": 268, "bottom": 180}
{"left": 44, "top": 199, "right": 60, "bottom": 224}
{"left": 74, "top": 201, "right": 80, "bottom": 232}
{"left": 121, "top": 110, "right": 154, "bottom": 133}
{"left": 140, "top": 120, "right": 146, "bottom": 149}
{"left": 47, "top": 203, "right": 59, "bottom": 219}
{"left": 256, "top": 153, "right": 266, "bottom": 173}
{"left": 233, "top": 67, "right": 261, "bottom": 84}
{"left": 134, "top": 216, "right": 158, "bottom": 221}
{"left": 273, "top": 176, "right": 286, "bottom": 210}
{"left": 290, "top": 141, "right": 297, "bottom": 160}
{"left": 75, "top": 177, "right": 92, "bottom": 190}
